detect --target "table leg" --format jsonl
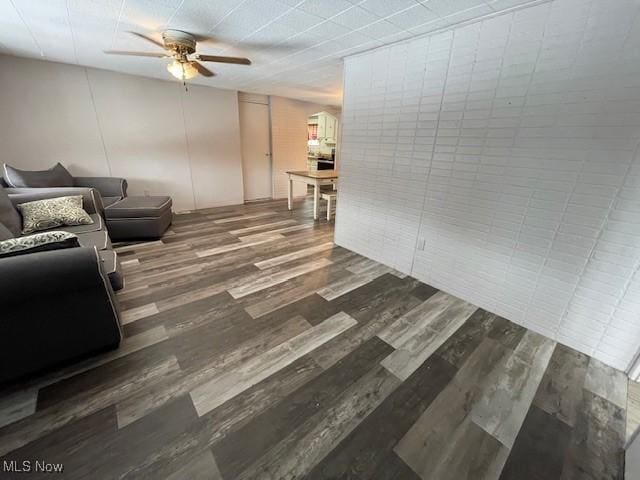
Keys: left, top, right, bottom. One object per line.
{"left": 313, "top": 182, "right": 320, "bottom": 220}
{"left": 287, "top": 176, "right": 293, "bottom": 210}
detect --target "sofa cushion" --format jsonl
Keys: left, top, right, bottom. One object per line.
{"left": 76, "top": 230, "right": 111, "bottom": 250}
{"left": 0, "top": 187, "right": 22, "bottom": 237}
{"left": 102, "top": 196, "right": 123, "bottom": 208}
{"left": 0, "top": 231, "right": 80, "bottom": 258}
{"left": 3, "top": 162, "right": 74, "bottom": 188}
{"left": 0, "top": 222, "right": 14, "bottom": 241}
{"left": 105, "top": 196, "right": 172, "bottom": 218}
{"left": 18, "top": 195, "right": 94, "bottom": 234}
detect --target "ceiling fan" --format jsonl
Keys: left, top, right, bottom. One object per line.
{"left": 104, "top": 30, "right": 251, "bottom": 83}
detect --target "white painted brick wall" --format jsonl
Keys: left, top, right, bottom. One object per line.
{"left": 335, "top": 0, "right": 640, "bottom": 371}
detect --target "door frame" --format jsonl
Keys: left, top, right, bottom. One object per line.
{"left": 238, "top": 95, "right": 273, "bottom": 202}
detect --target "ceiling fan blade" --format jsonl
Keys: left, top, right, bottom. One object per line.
{"left": 191, "top": 61, "right": 215, "bottom": 77}
{"left": 195, "top": 54, "right": 251, "bottom": 65}
{"left": 103, "top": 50, "right": 169, "bottom": 58}
{"left": 127, "top": 31, "right": 165, "bottom": 49}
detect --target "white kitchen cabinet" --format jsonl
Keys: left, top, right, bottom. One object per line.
{"left": 325, "top": 115, "right": 336, "bottom": 142}
{"left": 308, "top": 112, "right": 337, "bottom": 143}
{"left": 316, "top": 115, "right": 326, "bottom": 138}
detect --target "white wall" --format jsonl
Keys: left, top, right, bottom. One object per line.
{"left": 627, "top": 430, "right": 640, "bottom": 480}
{"left": 0, "top": 54, "right": 244, "bottom": 211}
{"left": 336, "top": 0, "right": 640, "bottom": 371}
{"left": 270, "top": 96, "right": 339, "bottom": 199}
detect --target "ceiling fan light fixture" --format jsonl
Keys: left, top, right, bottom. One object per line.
{"left": 167, "top": 59, "right": 198, "bottom": 80}
{"left": 105, "top": 31, "right": 251, "bottom": 81}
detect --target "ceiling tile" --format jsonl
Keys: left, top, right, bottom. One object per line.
{"left": 441, "top": 4, "right": 494, "bottom": 25}
{"left": 306, "top": 21, "right": 352, "bottom": 39}
{"left": 488, "top": 0, "right": 541, "bottom": 9}
{"left": 359, "top": 0, "right": 419, "bottom": 18}
{"left": 408, "top": 18, "right": 452, "bottom": 35}
{"left": 293, "top": 0, "right": 355, "bottom": 20}
{"left": 333, "top": 31, "right": 373, "bottom": 49}
{"left": 275, "top": 8, "right": 326, "bottom": 31}
{"left": 120, "top": 0, "right": 178, "bottom": 32}
{"left": 241, "top": 22, "right": 301, "bottom": 45}
{"left": 168, "top": 0, "right": 246, "bottom": 34}
{"left": 386, "top": 4, "right": 441, "bottom": 30}
{"left": 357, "top": 20, "right": 406, "bottom": 39}
{"left": 216, "top": 0, "right": 292, "bottom": 30}
{"left": 330, "top": 6, "right": 382, "bottom": 30}
{"left": 419, "top": 0, "right": 487, "bottom": 17}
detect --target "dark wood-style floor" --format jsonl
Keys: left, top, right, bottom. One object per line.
{"left": 0, "top": 197, "right": 628, "bottom": 479}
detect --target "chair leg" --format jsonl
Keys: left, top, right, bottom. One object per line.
{"left": 327, "top": 196, "right": 332, "bottom": 221}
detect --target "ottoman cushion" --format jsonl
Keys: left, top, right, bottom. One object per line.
{"left": 104, "top": 195, "right": 172, "bottom": 241}
{"left": 104, "top": 196, "right": 172, "bottom": 218}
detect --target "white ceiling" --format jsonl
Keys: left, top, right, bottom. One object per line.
{"left": 0, "top": 0, "right": 543, "bottom": 105}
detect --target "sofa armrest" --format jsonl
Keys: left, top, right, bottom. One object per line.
{"left": 0, "top": 247, "right": 122, "bottom": 383}
{"left": 0, "top": 246, "right": 110, "bottom": 298}
{"left": 74, "top": 177, "right": 127, "bottom": 198}
{"left": 6, "top": 187, "right": 105, "bottom": 216}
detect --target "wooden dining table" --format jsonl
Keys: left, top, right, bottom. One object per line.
{"left": 286, "top": 170, "right": 338, "bottom": 220}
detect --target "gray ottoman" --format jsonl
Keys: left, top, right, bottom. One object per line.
{"left": 104, "top": 196, "right": 172, "bottom": 241}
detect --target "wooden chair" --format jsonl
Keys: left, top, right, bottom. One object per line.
{"left": 321, "top": 192, "right": 337, "bottom": 221}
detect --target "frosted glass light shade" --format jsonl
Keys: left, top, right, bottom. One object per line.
{"left": 167, "top": 60, "right": 198, "bottom": 80}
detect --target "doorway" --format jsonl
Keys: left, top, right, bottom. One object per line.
{"left": 307, "top": 111, "right": 338, "bottom": 171}
{"left": 239, "top": 99, "right": 272, "bottom": 201}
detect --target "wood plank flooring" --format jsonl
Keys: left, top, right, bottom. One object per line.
{"left": 0, "top": 197, "right": 629, "bottom": 479}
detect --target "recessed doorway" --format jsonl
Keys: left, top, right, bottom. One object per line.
{"left": 307, "top": 111, "right": 338, "bottom": 171}
{"left": 239, "top": 96, "right": 272, "bottom": 201}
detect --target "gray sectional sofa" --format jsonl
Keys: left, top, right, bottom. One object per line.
{"left": 0, "top": 186, "right": 123, "bottom": 383}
